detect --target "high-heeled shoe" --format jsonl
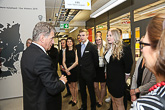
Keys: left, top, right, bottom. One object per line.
{"left": 97, "top": 102, "right": 103, "bottom": 107}
{"left": 68, "top": 100, "right": 73, "bottom": 104}
{"left": 72, "top": 101, "right": 78, "bottom": 106}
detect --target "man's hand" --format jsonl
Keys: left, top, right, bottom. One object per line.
{"left": 59, "top": 75, "right": 67, "bottom": 84}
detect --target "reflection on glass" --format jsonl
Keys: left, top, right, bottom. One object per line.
{"left": 135, "top": 27, "right": 140, "bottom": 61}
{"left": 134, "top": 1, "right": 165, "bottom": 22}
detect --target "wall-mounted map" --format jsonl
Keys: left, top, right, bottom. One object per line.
{"left": 0, "top": 22, "right": 24, "bottom": 77}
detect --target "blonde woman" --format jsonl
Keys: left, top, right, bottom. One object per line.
{"left": 94, "top": 35, "right": 106, "bottom": 107}
{"left": 105, "top": 29, "right": 133, "bottom": 110}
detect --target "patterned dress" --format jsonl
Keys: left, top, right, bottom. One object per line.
{"left": 131, "top": 85, "right": 165, "bottom": 110}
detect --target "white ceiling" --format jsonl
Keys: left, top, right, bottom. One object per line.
{"left": 45, "top": 0, "right": 165, "bottom": 35}
{"left": 45, "top": 0, "right": 110, "bottom": 27}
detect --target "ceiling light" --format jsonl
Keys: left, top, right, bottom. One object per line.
{"left": 110, "top": 20, "right": 121, "bottom": 26}
{"left": 62, "top": 35, "right": 66, "bottom": 37}
{"left": 69, "top": 27, "right": 78, "bottom": 33}
{"left": 138, "top": 3, "right": 165, "bottom": 15}
{"left": 90, "top": 0, "right": 126, "bottom": 18}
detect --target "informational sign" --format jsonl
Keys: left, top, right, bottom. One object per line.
{"left": 123, "top": 38, "right": 131, "bottom": 45}
{"left": 60, "top": 23, "right": 69, "bottom": 29}
{"left": 98, "top": 25, "right": 103, "bottom": 28}
{"left": 60, "top": 21, "right": 69, "bottom": 29}
{"left": 65, "top": 0, "right": 91, "bottom": 10}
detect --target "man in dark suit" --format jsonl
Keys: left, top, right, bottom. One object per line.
{"left": 47, "top": 44, "right": 59, "bottom": 70}
{"left": 59, "top": 39, "right": 71, "bottom": 98}
{"left": 21, "top": 22, "right": 67, "bottom": 110}
{"left": 77, "top": 29, "right": 99, "bottom": 110}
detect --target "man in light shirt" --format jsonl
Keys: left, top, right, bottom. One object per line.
{"left": 77, "top": 29, "right": 99, "bottom": 110}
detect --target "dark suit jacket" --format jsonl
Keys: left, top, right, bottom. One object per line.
{"left": 77, "top": 41, "right": 99, "bottom": 81}
{"left": 106, "top": 44, "right": 133, "bottom": 98}
{"left": 59, "top": 49, "right": 63, "bottom": 66}
{"left": 47, "top": 45, "right": 59, "bottom": 70}
{"left": 21, "top": 43, "right": 65, "bottom": 110}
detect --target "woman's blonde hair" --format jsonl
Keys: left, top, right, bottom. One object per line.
{"left": 105, "top": 28, "right": 123, "bottom": 60}
{"left": 95, "top": 35, "right": 104, "bottom": 57}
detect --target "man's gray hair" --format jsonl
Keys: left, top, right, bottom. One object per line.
{"left": 32, "top": 22, "right": 55, "bottom": 41}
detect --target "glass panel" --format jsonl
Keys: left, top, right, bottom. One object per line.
{"left": 134, "top": 1, "right": 165, "bottom": 22}
{"left": 92, "top": 27, "right": 95, "bottom": 42}
{"left": 109, "top": 13, "right": 131, "bottom": 45}
{"left": 96, "top": 22, "right": 107, "bottom": 43}
{"left": 135, "top": 27, "right": 140, "bottom": 61}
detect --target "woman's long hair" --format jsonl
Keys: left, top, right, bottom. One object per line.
{"left": 95, "top": 35, "right": 104, "bottom": 57}
{"left": 105, "top": 29, "right": 123, "bottom": 60}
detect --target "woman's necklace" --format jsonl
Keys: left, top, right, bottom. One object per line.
{"left": 149, "top": 81, "right": 165, "bottom": 92}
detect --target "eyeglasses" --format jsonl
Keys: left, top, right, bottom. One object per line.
{"left": 139, "top": 41, "right": 151, "bottom": 49}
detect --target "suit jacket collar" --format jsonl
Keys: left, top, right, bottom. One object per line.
{"left": 81, "top": 39, "right": 89, "bottom": 47}
{"left": 77, "top": 41, "right": 90, "bottom": 58}
{"left": 81, "top": 41, "right": 90, "bottom": 57}
{"left": 32, "top": 42, "right": 46, "bottom": 53}
{"left": 30, "top": 43, "right": 47, "bottom": 56}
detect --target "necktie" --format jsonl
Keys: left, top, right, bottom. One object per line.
{"left": 81, "top": 44, "right": 85, "bottom": 57}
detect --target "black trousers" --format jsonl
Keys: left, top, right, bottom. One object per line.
{"left": 79, "top": 77, "right": 96, "bottom": 110}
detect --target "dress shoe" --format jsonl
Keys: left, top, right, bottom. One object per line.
{"left": 63, "top": 93, "right": 71, "bottom": 98}
{"left": 68, "top": 100, "right": 73, "bottom": 104}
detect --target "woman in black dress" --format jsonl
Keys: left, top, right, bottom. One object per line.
{"left": 63, "top": 37, "right": 78, "bottom": 106}
{"left": 94, "top": 35, "right": 106, "bottom": 107}
{"left": 105, "top": 29, "right": 133, "bottom": 110}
